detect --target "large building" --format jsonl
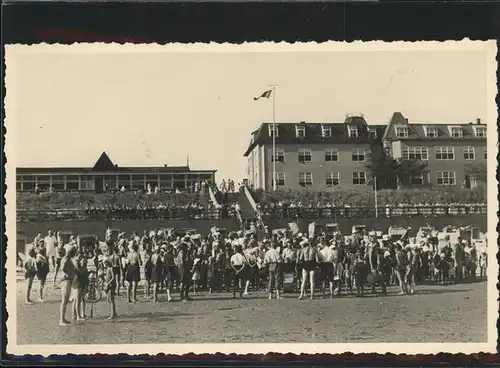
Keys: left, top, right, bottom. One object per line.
{"left": 243, "top": 112, "right": 487, "bottom": 191}
{"left": 16, "top": 152, "right": 217, "bottom": 192}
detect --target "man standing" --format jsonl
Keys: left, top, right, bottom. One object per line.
{"left": 297, "top": 238, "right": 319, "bottom": 300}
{"left": 177, "top": 242, "right": 193, "bottom": 302}
{"left": 264, "top": 240, "right": 282, "bottom": 300}
{"left": 319, "top": 238, "right": 334, "bottom": 299}
{"left": 44, "top": 230, "right": 58, "bottom": 270}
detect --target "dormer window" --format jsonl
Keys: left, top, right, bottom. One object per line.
{"left": 369, "top": 128, "right": 377, "bottom": 139}
{"left": 348, "top": 126, "right": 359, "bottom": 138}
{"left": 424, "top": 126, "right": 438, "bottom": 138}
{"left": 395, "top": 126, "right": 409, "bottom": 138}
{"left": 321, "top": 125, "right": 332, "bottom": 138}
{"left": 450, "top": 126, "right": 463, "bottom": 138}
{"left": 474, "top": 126, "right": 486, "bottom": 138}
{"left": 268, "top": 124, "right": 279, "bottom": 138}
{"left": 295, "top": 125, "right": 306, "bottom": 138}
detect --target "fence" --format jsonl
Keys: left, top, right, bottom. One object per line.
{"left": 16, "top": 205, "right": 487, "bottom": 222}
{"left": 17, "top": 208, "right": 236, "bottom": 222}
{"left": 258, "top": 205, "right": 488, "bottom": 220}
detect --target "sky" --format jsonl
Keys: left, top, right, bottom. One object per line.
{"left": 6, "top": 43, "right": 491, "bottom": 182}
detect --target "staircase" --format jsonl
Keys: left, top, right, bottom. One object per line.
{"left": 237, "top": 189, "right": 257, "bottom": 220}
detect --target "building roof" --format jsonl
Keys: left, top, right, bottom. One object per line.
{"left": 17, "top": 152, "right": 217, "bottom": 174}
{"left": 243, "top": 117, "right": 386, "bottom": 156}
{"left": 382, "top": 112, "right": 487, "bottom": 141}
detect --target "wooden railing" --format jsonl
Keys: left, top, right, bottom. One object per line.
{"left": 16, "top": 205, "right": 487, "bottom": 222}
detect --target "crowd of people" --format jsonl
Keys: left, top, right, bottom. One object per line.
{"left": 22, "top": 223, "right": 488, "bottom": 325}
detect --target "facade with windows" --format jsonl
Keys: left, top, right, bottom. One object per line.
{"left": 244, "top": 112, "right": 487, "bottom": 191}
{"left": 244, "top": 117, "right": 385, "bottom": 191}
{"left": 16, "top": 152, "right": 217, "bottom": 193}
{"left": 382, "top": 113, "right": 487, "bottom": 188}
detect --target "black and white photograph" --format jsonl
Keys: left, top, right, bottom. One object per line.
{"left": 4, "top": 41, "right": 498, "bottom": 355}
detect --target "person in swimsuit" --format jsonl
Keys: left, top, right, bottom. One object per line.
{"left": 150, "top": 245, "right": 163, "bottom": 303}
{"left": 126, "top": 241, "right": 142, "bottom": 303}
{"left": 24, "top": 247, "right": 37, "bottom": 305}
{"left": 319, "top": 240, "right": 334, "bottom": 299}
{"left": 104, "top": 258, "right": 117, "bottom": 319}
{"left": 394, "top": 243, "right": 408, "bottom": 295}
{"left": 71, "top": 256, "right": 85, "bottom": 322}
{"left": 59, "top": 246, "right": 77, "bottom": 326}
{"left": 35, "top": 247, "right": 50, "bottom": 303}
{"left": 163, "top": 243, "right": 177, "bottom": 302}
{"left": 143, "top": 248, "right": 153, "bottom": 299}
{"left": 297, "top": 239, "right": 319, "bottom": 300}
{"left": 53, "top": 242, "right": 66, "bottom": 286}
{"left": 108, "top": 244, "right": 121, "bottom": 296}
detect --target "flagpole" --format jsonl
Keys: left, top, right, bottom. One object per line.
{"left": 272, "top": 86, "right": 276, "bottom": 191}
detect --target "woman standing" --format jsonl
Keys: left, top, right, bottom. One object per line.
{"left": 125, "top": 241, "right": 142, "bottom": 303}
{"left": 71, "top": 256, "right": 85, "bottom": 321}
{"left": 59, "top": 246, "right": 77, "bottom": 326}
{"left": 35, "top": 247, "right": 50, "bottom": 303}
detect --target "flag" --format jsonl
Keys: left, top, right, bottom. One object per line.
{"left": 253, "top": 89, "right": 272, "bottom": 101}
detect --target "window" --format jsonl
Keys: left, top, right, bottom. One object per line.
{"left": 435, "top": 146, "right": 455, "bottom": 160}
{"left": 474, "top": 126, "right": 486, "bottom": 138}
{"left": 348, "top": 126, "right": 359, "bottom": 138}
{"left": 352, "top": 172, "right": 367, "bottom": 185}
{"left": 437, "top": 171, "right": 456, "bottom": 186}
{"left": 395, "top": 126, "right": 409, "bottom": 138}
{"left": 295, "top": 125, "right": 306, "bottom": 138}
{"left": 464, "top": 147, "right": 475, "bottom": 160}
{"left": 16, "top": 182, "right": 22, "bottom": 191}
{"left": 410, "top": 175, "right": 424, "bottom": 185}
{"left": 326, "top": 172, "right": 340, "bottom": 186}
{"left": 321, "top": 125, "right": 332, "bottom": 137}
{"left": 325, "top": 148, "right": 339, "bottom": 162}
{"left": 402, "top": 146, "right": 428, "bottom": 160}
{"left": 66, "top": 181, "right": 80, "bottom": 191}
{"left": 450, "top": 127, "right": 463, "bottom": 138}
{"left": 299, "top": 172, "right": 313, "bottom": 187}
{"left": 298, "top": 148, "right": 312, "bottom": 163}
{"left": 352, "top": 148, "right": 365, "bottom": 162}
{"left": 464, "top": 174, "right": 477, "bottom": 189}
{"left": 23, "top": 182, "right": 35, "bottom": 190}
{"left": 275, "top": 173, "right": 286, "bottom": 186}
{"left": 66, "top": 175, "right": 79, "bottom": 181}
{"left": 425, "top": 127, "right": 438, "bottom": 138}
{"left": 271, "top": 148, "right": 285, "bottom": 163}
{"left": 268, "top": 124, "right": 279, "bottom": 138}
{"left": 369, "top": 128, "right": 377, "bottom": 139}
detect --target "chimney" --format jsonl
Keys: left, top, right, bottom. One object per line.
{"left": 476, "top": 118, "right": 481, "bottom": 124}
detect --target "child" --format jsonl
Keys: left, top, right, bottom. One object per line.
{"left": 191, "top": 258, "right": 201, "bottom": 294}
{"left": 104, "top": 258, "right": 117, "bottom": 319}
{"left": 79, "top": 258, "right": 89, "bottom": 319}
{"left": 24, "top": 247, "right": 37, "bottom": 304}
{"left": 479, "top": 250, "right": 487, "bottom": 281}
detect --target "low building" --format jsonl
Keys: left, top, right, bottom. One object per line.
{"left": 16, "top": 152, "right": 217, "bottom": 193}
{"left": 244, "top": 112, "right": 486, "bottom": 191}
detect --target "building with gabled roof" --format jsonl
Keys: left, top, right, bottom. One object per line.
{"left": 16, "top": 152, "right": 216, "bottom": 192}
{"left": 244, "top": 112, "right": 486, "bottom": 191}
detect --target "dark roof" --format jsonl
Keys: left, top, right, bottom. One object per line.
{"left": 16, "top": 151, "right": 216, "bottom": 174}
{"left": 244, "top": 117, "right": 385, "bottom": 156}
{"left": 382, "top": 112, "right": 487, "bottom": 141}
